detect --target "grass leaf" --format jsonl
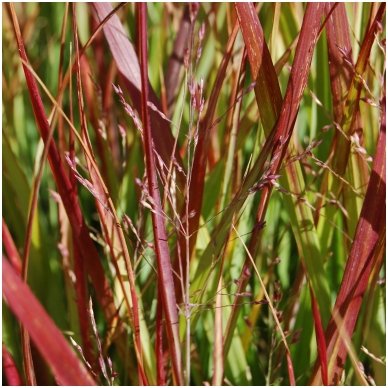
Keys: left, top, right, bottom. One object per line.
{"left": 138, "top": 4, "right": 183, "bottom": 384}
{"left": 2, "top": 259, "right": 96, "bottom": 386}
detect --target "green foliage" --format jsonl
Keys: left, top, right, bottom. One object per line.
{"left": 2, "top": 3, "right": 385, "bottom": 386}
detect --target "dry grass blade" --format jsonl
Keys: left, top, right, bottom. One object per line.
{"left": 212, "top": 278, "right": 224, "bottom": 386}
{"left": 2, "top": 259, "right": 97, "bottom": 386}
{"left": 138, "top": 4, "right": 183, "bottom": 385}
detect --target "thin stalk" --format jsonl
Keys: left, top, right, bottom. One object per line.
{"left": 17, "top": 27, "right": 65, "bottom": 388}
{"left": 9, "top": 2, "right": 118, "bottom": 330}
{"left": 232, "top": 225, "right": 295, "bottom": 386}
{"left": 72, "top": 5, "right": 147, "bottom": 383}
{"left": 92, "top": 2, "right": 186, "bottom": 187}
{"left": 192, "top": 2, "right": 326, "bottom": 335}
{"left": 212, "top": 276, "right": 224, "bottom": 386}
{"left": 138, "top": 4, "right": 183, "bottom": 385}
{"left": 57, "top": 2, "right": 69, "bottom": 156}
{"left": 311, "top": 87, "right": 386, "bottom": 385}
{"left": 155, "top": 299, "right": 166, "bottom": 385}
{"left": 316, "top": 3, "right": 386, "bottom": 259}
{"left": 70, "top": 4, "right": 98, "bottom": 368}
{"left": 181, "top": 20, "right": 239, "bottom": 268}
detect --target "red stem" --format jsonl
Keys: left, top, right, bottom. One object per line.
{"left": 2, "top": 344, "right": 23, "bottom": 386}
{"left": 8, "top": 2, "right": 117, "bottom": 328}
{"left": 138, "top": 3, "right": 183, "bottom": 385}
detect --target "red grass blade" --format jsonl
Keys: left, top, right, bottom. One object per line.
{"left": 193, "top": 3, "right": 325, "bottom": 328}
{"left": 79, "top": 54, "right": 110, "bottom": 182}
{"left": 269, "top": 3, "right": 325, "bottom": 147}
{"left": 331, "top": 3, "right": 385, "bottom": 177}
{"left": 311, "top": 84, "right": 386, "bottom": 386}
{"left": 235, "top": 3, "right": 282, "bottom": 129}
{"left": 91, "top": 2, "right": 185, "bottom": 185}
{"left": 156, "top": 298, "right": 166, "bottom": 385}
{"left": 175, "top": 21, "right": 239, "bottom": 297}
{"left": 2, "top": 344, "right": 23, "bottom": 386}
{"left": 224, "top": 0, "right": 327, "bottom": 360}
{"left": 8, "top": 3, "right": 118, "bottom": 326}
{"left": 165, "top": 4, "right": 192, "bottom": 114}
{"left": 286, "top": 352, "right": 296, "bottom": 386}
{"left": 237, "top": 6, "right": 325, "bottom": 383}
{"left": 2, "top": 219, "right": 22, "bottom": 275}
{"left": 330, "top": 93, "right": 385, "bottom": 384}
{"left": 309, "top": 283, "right": 328, "bottom": 385}
{"left": 314, "top": 3, "right": 369, "bottom": 227}
{"left": 2, "top": 259, "right": 96, "bottom": 385}
{"left": 70, "top": 5, "right": 102, "bottom": 368}
{"left": 2, "top": 215, "right": 36, "bottom": 384}
{"left": 72, "top": 6, "right": 147, "bottom": 383}
{"left": 313, "top": 2, "right": 355, "bottom": 223}
{"left": 138, "top": 4, "right": 183, "bottom": 385}
{"left": 325, "top": 2, "right": 353, "bottom": 124}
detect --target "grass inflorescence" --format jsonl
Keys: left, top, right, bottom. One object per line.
{"left": 2, "top": 3, "right": 386, "bottom": 386}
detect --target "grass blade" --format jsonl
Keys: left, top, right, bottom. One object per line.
{"left": 138, "top": 4, "right": 183, "bottom": 384}
{"left": 2, "top": 219, "right": 22, "bottom": 275}
{"left": 2, "top": 258, "right": 96, "bottom": 386}
{"left": 2, "top": 217, "right": 35, "bottom": 384}
{"left": 8, "top": 2, "right": 118, "bottom": 327}
{"left": 311, "top": 85, "right": 386, "bottom": 385}
{"left": 156, "top": 299, "right": 166, "bottom": 385}
{"left": 3, "top": 3, "right": 384, "bottom": 385}
{"left": 232, "top": 225, "right": 295, "bottom": 385}
{"left": 2, "top": 344, "right": 23, "bottom": 386}
{"left": 92, "top": 2, "right": 185, "bottom": 186}
{"left": 309, "top": 283, "right": 328, "bottom": 385}
{"left": 72, "top": 5, "right": 148, "bottom": 383}
{"left": 175, "top": 21, "right": 239, "bottom": 298}
{"left": 223, "top": 5, "right": 331, "bottom": 358}
{"left": 316, "top": 3, "right": 386, "bottom": 258}
{"left": 315, "top": 3, "right": 368, "bottom": 240}
{"left": 192, "top": 1, "right": 326, "bottom": 336}
{"left": 165, "top": 5, "right": 192, "bottom": 114}
{"left": 212, "top": 277, "right": 224, "bottom": 386}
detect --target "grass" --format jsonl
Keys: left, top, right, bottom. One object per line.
{"left": 2, "top": 2, "right": 386, "bottom": 386}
